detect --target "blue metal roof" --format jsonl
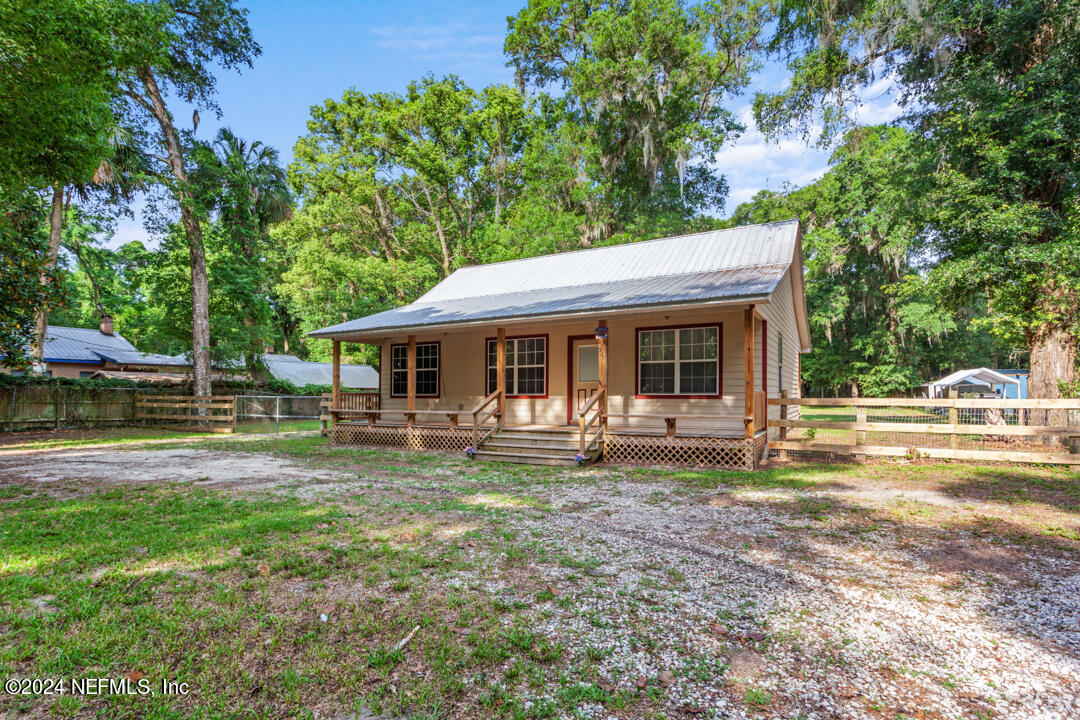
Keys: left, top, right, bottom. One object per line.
{"left": 90, "top": 348, "right": 190, "bottom": 366}
{"left": 42, "top": 326, "right": 138, "bottom": 363}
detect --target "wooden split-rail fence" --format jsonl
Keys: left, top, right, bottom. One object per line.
{"left": 768, "top": 394, "right": 1080, "bottom": 465}
{"left": 135, "top": 395, "right": 236, "bottom": 434}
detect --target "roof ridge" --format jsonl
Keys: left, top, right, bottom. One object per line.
{"left": 412, "top": 261, "right": 791, "bottom": 307}
{"left": 434, "top": 218, "right": 799, "bottom": 279}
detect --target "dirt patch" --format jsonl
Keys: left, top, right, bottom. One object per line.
{"left": 0, "top": 447, "right": 349, "bottom": 495}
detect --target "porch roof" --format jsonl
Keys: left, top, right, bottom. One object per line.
{"left": 311, "top": 219, "right": 803, "bottom": 340}
{"left": 310, "top": 265, "right": 784, "bottom": 338}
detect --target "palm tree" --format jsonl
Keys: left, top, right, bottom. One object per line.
{"left": 199, "top": 127, "right": 291, "bottom": 248}
{"left": 194, "top": 128, "right": 293, "bottom": 368}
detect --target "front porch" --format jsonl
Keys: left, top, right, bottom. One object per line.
{"left": 326, "top": 305, "right": 772, "bottom": 470}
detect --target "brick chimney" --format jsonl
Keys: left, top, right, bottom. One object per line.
{"left": 100, "top": 314, "right": 114, "bottom": 335}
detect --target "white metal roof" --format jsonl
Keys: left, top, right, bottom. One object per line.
{"left": 418, "top": 220, "right": 800, "bottom": 303}
{"left": 924, "top": 368, "right": 1020, "bottom": 389}
{"left": 311, "top": 220, "right": 803, "bottom": 339}
{"left": 263, "top": 354, "right": 378, "bottom": 389}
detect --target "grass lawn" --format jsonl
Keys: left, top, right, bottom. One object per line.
{"left": 1, "top": 433, "right": 1078, "bottom": 719}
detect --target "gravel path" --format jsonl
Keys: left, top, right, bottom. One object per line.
{"left": 457, "top": 478, "right": 1080, "bottom": 719}
{"left": 2, "top": 444, "right": 1077, "bottom": 718}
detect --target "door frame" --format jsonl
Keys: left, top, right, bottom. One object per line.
{"left": 566, "top": 334, "right": 598, "bottom": 425}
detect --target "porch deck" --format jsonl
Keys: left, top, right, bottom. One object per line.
{"left": 329, "top": 414, "right": 767, "bottom": 470}
{"left": 333, "top": 418, "right": 750, "bottom": 439}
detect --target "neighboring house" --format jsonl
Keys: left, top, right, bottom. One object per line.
{"left": 921, "top": 368, "right": 1023, "bottom": 398}
{"left": 262, "top": 353, "right": 378, "bottom": 390}
{"left": 1, "top": 317, "right": 190, "bottom": 379}
{"left": 311, "top": 219, "right": 812, "bottom": 469}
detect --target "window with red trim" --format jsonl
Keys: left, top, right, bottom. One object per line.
{"left": 637, "top": 325, "right": 720, "bottom": 396}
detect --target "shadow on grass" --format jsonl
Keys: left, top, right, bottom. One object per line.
{"left": 0, "top": 486, "right": 342, "bottom": 602}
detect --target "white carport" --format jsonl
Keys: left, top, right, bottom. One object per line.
{"left": 922, "top": 368, "right": 1020, "bottom": 398}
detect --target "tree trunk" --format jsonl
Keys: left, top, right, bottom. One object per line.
{"left": 1028, "top": 323, "right": 1078, "bottom": 426}
{"left": 139, "top": 66, "right": 212, "bottom": 397}
{"left": 32, "top": 183, "right": 66, "bottom": 368}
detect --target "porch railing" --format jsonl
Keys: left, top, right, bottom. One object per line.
{"left": 578, "top": 387, "right": 606, "bottom": 456}
{"left": 322, "top": 391, "right": 380, "bottom": 433}
{"left": 753, "top": 390, "right": 767, "bottom": 434}
{"left": 471, "top": 388, "right": 503, "bottom": 450}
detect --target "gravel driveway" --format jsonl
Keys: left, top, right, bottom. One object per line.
{"left": 2, "top": 440, "right": 1078, "bottom": 719}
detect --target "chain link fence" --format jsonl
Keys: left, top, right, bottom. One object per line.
{"left": 234, "top": 394, "right": 324, "bottom": 433}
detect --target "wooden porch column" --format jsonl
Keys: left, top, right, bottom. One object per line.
{"left": 331, "top": 340, "right": 341, "bottom": 427}
{"left": 597, "top": 319, "right": 608, "bottom": 431}
{"left": 406, "top": 334, "right": 416, "bottom": 428}
{"left": 496, "top": 327, "right": 506, "bottom": 421}
{"left": 744, "top": 306, "right": 754, "bottom": 438}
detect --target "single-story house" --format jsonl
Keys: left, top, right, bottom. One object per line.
{"left": 1, "top": 318, "right": 191, "bottom": 379}
{"left": 311, "top": 219, "right": 811, "bottom": 469}
{"left": 922, "top": 368, "right": 1023, "bottom": 399}
{"left": 262, "top": 353, "right": 378, "bottom": 390}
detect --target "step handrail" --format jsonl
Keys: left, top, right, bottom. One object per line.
{"left": 577, "top": 387, "right": 606, "bottom": 456}
{"left": 471, "top": 388, "right": 503, "bottom": 450}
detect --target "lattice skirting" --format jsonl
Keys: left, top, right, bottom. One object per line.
{"left": 602, "top": 433, "right": 760, "bottom": 470}
{"left": 331, "top": 423, "right": 472, "bottom": 454}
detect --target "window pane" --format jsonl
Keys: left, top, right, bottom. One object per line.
{"left": 517, "top": 366, "right": 544, "bottom": 395}
{"left": 578, "top": 345, "right": 599, "bottom": 383}
{"left": 640, "top": 362, "right": 675, "bottom": 394}
{"left": 679, "top": 361, "right": 717, "bottom": 394}
{"left": 679, "top": 327, "right": 717, "bottom": 361}
{"left": 416, "top": 369, "right": 437, "bottom": 395}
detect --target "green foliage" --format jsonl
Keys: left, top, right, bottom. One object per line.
{"left": 726, "top": 126, "right": 1018, "bottom": 395}
{"left": 506, "top": 0, "right": 767, "bottom": 231}
{"left": 0, "top": 0, "right": 120, "bottom": 190}
{"left": 757, "top": 0, "right": 1080, "bottom": 393}
{"left": 0, "top": 188, "right": 64, "bottom": 369}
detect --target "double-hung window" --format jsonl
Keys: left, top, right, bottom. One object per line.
{"left": 390, "top": 342, "right": 439, "bottom": 397}
{"left": 637, "top": 325, "right": 720, "bottom": 396}
{"left": 487, "top": 336, "right": 546, "bottom": 397}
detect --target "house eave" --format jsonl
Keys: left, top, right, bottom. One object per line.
{"left": 309, "top": 294, "right": 771, "bottom": 343}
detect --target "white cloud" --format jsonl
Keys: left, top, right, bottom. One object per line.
{"left": 712, "top": 105, "right": 831, "bottom": 217}
{"left": 714, "top": 72, "right": 906, "bottom": 217}
{"left": 367, "top": 21, "right": 508, "bottom": 79}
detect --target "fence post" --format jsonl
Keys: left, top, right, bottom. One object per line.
{"left": 948, "top": 390, "right": 959, "bottom": 450}
{"left": 275, "top": 396, "right": 280, "bottom": 434}
{"left": 7, "top": 386, "right": 15, "bottom": 433}
{"left": 854, "top": 402, "right": 866, "bottom": 464}
{"left": 231, "top": 396, "right": 237, "bottom": 434}
{"left": 778, "top": 390, "right": 788, "bottom": 460}
{"left": 54, "top": 388, "right": 61, "bottom": 430}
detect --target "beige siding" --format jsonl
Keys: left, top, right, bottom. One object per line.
{"left": 46, "top": 362, "right": 100, "bottom": 379}
{"left": 376, "top": 307, "right": 755, "bottom": 434}
{"left": 756, "top": 268, "right": 803, "bottom": 438}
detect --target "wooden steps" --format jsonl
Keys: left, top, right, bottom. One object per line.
{"left": 474, "top": 427, "right": 601, "bottom": 466}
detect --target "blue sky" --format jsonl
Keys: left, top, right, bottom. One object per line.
{"left": 112, "top": 0, "right": 900, "bottom": 247}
